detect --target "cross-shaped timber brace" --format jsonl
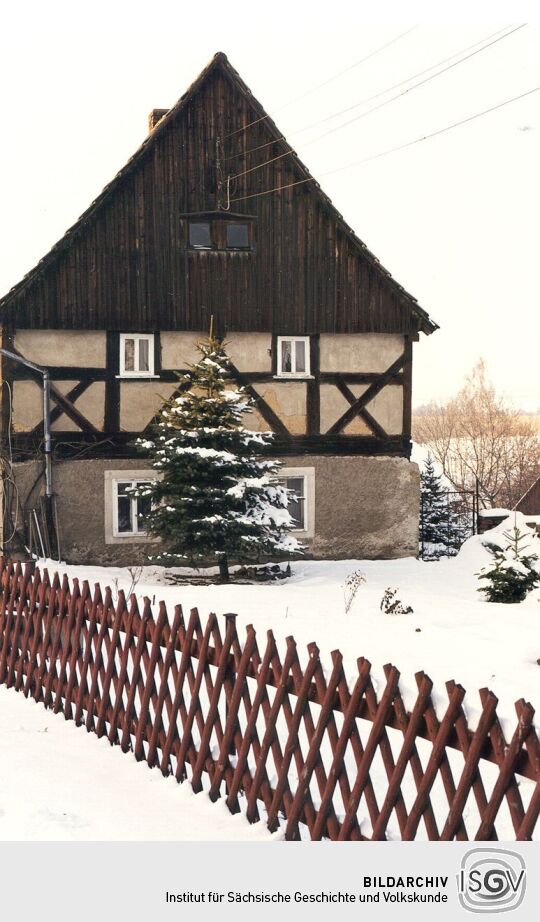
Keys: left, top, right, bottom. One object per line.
{"left": 327, "top": 352, "right": 407, "bottom": 436}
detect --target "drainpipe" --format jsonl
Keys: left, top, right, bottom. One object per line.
{"left": 42, "top": 368, "right": 52, "bottom": 498}
{"left": 0, "top": 348, "right": 54, "bottom": 550}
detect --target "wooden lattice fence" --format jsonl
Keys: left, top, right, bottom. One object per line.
{"left": 0, "top": 557, "right": 538, "bottom": 840}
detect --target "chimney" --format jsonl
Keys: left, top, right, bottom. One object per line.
{"left": 148, "top": 108, "right": 169, "bottom": 132}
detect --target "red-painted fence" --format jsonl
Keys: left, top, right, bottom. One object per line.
{"left": 0, "top": 557, "right": 538, "bottom": 840}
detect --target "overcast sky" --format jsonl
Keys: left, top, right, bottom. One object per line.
{"left": 1, "top": 0, "right": 538, "bottom": 410}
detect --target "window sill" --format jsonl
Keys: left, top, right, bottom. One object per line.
{"left": 187, "top": 247, "right": 254, "bottom": 254}
{"left": 113, "top": 532, "right": 149, "bottom": 539}
{"left": 273, "top": 374, "right": 314, "bottom": 381}
{"left": 116, "top": 374, "right": 160, "bottom": 380}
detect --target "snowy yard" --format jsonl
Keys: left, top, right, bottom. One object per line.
{"left": 1, "top": 513, "right": 537, "bottom": 843}
{"left": 0, "top": 685, "right": 276, "bottom": 841}
{"left": 37, "top": 515, "right": 540, "bottom": 737}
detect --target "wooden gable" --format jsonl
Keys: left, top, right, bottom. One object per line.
{"left": 0, "top": 53, "right": 436, "bottom": 338}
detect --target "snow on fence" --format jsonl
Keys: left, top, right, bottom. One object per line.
{"left": 0, "top": 557, "right": 538, "bottom": 841}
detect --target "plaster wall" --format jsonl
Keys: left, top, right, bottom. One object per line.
{"left": 12, "top": 454, "right": 419, "bottom": 565}
{"left": 14, "top": 330, "right": 106, "bottom": 367}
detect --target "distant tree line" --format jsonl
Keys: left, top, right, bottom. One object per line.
{"left": 414, "top": 360, "right": 540, "bottom": 510}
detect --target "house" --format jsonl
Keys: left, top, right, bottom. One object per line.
{"left": 0, "top": 53, "right": 437, "bottom": 565}
{"left": 514, "top": 477, "right": 540, "bottom": 517}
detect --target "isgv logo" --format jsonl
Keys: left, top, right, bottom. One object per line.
{"left": 458, "top": 848, "right": 526, "bottom": 913}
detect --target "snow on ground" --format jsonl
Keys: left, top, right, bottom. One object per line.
{"left": 37, "top": 514, "right": 540, "bottom": 738}
{"left": 0, "top": 685, "right": 276, "bottom": 841}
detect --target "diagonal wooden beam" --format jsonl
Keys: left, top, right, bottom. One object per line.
{"left": 29, "top": 379, "right": 94, "bottom": 436}
{"left": 47, "top": 381, "right": 101, "bottom": 435}
{"left": 334, "top": 375, "right": 388, "bottom": 439}
{"left": 328, "top": 353, "right": 406, "bottom": 435}
{"left": 5, "top": 342, "right": 101, "bottom": 435}
{"left": 227, "top": 362, "right": 290, "bottom": 438}
{"left": 142, "top": 378, "right": 192, "bottom": 435}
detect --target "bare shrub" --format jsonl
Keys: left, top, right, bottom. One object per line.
{"left": 343, "top": 570, "right": 366, "bottom": 614}
{"left": 380, "top": 588, "right": 413, "bottom": 615}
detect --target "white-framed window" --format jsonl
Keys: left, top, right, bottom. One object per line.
{"left": 119, "top": 333, "right": 155, "bottom": 377}
{"left": 275, "top": 466, "right": 315, "bottom": 537}
{"left": 276, "top": 336, "right": 311, "bottom": 378}
{"left": 113, "top": 479, "right": 153, "bottom": 536}
{"left": 104, "top": 470, "right": 161, "bottom": 544}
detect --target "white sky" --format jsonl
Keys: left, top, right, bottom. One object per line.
{"left": 0, "top": 0, "right": 538, "bottom": 410}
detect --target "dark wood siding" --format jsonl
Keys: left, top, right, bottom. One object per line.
{"left": 515, "top": 478, "right": 540, "bottom": 515}
{"left": 2, "top": 59, "right": 429, "bottom": 337}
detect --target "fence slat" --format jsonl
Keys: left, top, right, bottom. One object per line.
{"left": 146, "top": 604, "right": 184, "bottom": 769}
{"left": 402, "top": 682, "right": 466, "bottom": 840}
{"left": 228, "top": 631, "right": 283, "bottom": 817}
{"left": 475, "top": 702, "right": 535, "bottom": 841}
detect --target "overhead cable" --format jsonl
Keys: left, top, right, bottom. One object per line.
{"left": 229, "top": 84, "right": 540, "bottom": 202}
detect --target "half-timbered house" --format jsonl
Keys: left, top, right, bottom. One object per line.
{"left": 0, "top": 52, "right": 437, "bottom": 565}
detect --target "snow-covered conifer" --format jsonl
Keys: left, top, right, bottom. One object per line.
{"left": 420, "top": 453, "right": 470, "bottom": 558}
{"left": 477, "top": 524, "right": 539, "bottom": 603}
{"left": 136, "top": 335, "right": 302, "bottom": 579}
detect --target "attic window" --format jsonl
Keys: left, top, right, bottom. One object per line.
{"left": 226, "top": 223, "right": 249, "bottom": 249}
{"left": 189, "top": 221, "right": 212, "bottom": 249}
{"left": 185, "top": 214, "right": 254, "bottom": 252}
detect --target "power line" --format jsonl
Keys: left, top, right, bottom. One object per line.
{"left": 221, "top": 26, "right": 419, "bottom": 140}
{"left": 277, "top": 25, "right": 419, "bottom": 109}
{"left": 293, "top": 25, "right": 516, "bottom": 137}
{"left": 229, "top": 84, "right": 540, "bottom": 203}
{"left": 305, "top": 23, "right": 526, "bottom": 146}
{"left": 324, "top": 84, "right": 540, "bottom": 176}
{"left": 223, "top": 24, "right": 517, "bottom": 163}
{"left": 228, "top": 25, "right": 526, "bottom": 184}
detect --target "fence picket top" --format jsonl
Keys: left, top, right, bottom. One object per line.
{"left": 516, "top": 699, "right": 540, "bottom": 776}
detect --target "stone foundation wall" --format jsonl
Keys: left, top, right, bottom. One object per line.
{"left": 12, "top": 455, "right": 419, "bottom": 566}
{"left": 295, "top": 454, "right": 419, "bottom": 559}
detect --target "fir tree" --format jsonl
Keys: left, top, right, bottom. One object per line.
{"left": 420, "top": 453, "right": 448, "bottom": 549}
{"left": 136, "top": 335, "right": 302, "bottom": 580}
{"left": 477, "top": 524, "right": 540, "bottom": 603}
{"left": 420, "top": 453, "right": 471, "bottom": 558}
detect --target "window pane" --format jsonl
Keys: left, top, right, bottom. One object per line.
{"left": 286, "top": 477, "right": 305, "bottom": 529}
{"left": 226, "top": 223, "right": 249, "bottom": 248}
{"left": 295, "top": 340, "right": 306, "bottom": 373}
{"left": 189, "top": 222, "right": 211, "bottom": 248}
{"left": 136, "top": 486, "right": 152, "bottom": 532}
{"left": 124, "top": 339, "right": 135, "bottom": 372}
{"left": 117, "top": 495, "right": 132, "bottom": 533}
{"left": 117, "top": 482, "right": 132, "bottom": 496}
{"left": 281, "top": 340, "right": 292, "bottom": 373}
{"left": 138, "top": 338, "right": 150, "bottom": 372}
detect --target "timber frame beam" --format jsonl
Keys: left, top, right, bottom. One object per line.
{"left": 327, "top": 352, "right": 407, "bottom": 436}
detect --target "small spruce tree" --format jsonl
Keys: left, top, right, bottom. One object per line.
{"left": 136, "top": 335, "right": 302, "bottom": 580}
{"left": 420, "top": 453, "right": 448, "bottom": 553}
{"left": 420, "top": 453, "right": 471, "bottom": 558}
{"left": 477, "top": 525, "right": 540, "bottom": 603}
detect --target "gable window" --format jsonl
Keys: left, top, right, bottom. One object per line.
{"left": 183, "top": 213, "right": 254, "bottom": 252}
{"left": 119, "top": 333, "right": 155, "bottom": 377}
{"left": 276, "top": 336, "right": 310, "bottom": 377}
{"left": 189, "top": 221, "right": 212, "bottom": 249}
{"left": 226, "top": 222, "right": 249, "bottom": 250}
{"left": 274, "top": 466, "right": 315, "bottom": 537}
